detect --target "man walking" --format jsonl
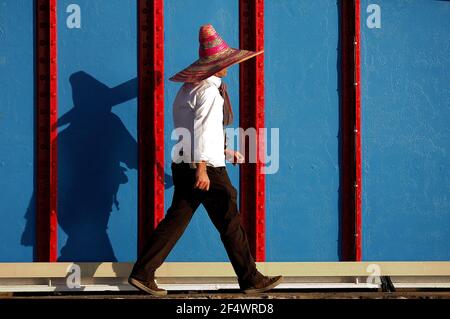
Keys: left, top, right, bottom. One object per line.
{"left": 129, "top": 24, "right": 282, "bottom": 296}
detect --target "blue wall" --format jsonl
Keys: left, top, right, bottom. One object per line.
{"left": 0, "top": 0, "right": 35, "bottom": 261}
{"left": 265, "top": 0, "right": 341, "bottom": 261}
{"left": 164, "top": 0, "right": 240, "bottom": 261}
{"left": 56, "top": 0, "right": 137, "bottom": 262}
{"left": 361, "top": 0, "right": 450, "bottom": 260}
{"left": 1, "top": 0, "right": 450, "bottom": 263}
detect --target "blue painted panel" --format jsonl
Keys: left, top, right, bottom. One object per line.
{"left": 265, "top": 0, "right": 340, "bottom": 261}
{"left": 0, "top": 0, "right": 35, "bottom": 261}
{"left": 57, "top": 0, "right": 137, "bottom": 261}
{"left": 361, "top": 0, "right": 450, "bottom": 260}
{"left": 164, "top": 0, "right": 240, "bottom": 261}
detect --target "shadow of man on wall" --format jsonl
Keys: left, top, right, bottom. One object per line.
{"left": 56, "top": 71, "right": 138, "bottom": 261}
{"left": 21, "top": 71, "right": 173, "bottom": 262}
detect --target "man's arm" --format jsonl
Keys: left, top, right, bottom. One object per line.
{"left": 194, "top": 161, "right": 209, "bottom": 191}
{"left": 225, "top": 148, "right": 245, "bottom": 166}
{"left": 192, "top": 86, "right": 222, "bottom": 191}
{"left": 193, "top": 86, "right": 222, "bottom": 164}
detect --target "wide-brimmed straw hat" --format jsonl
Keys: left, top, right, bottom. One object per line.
{"left": 169, "top": 24, "right": 263, "bottom": 83}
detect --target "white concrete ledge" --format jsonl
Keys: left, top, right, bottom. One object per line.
{"left": 0, "top": 262, "right": 449, "bottom": 278}
{"left": 0, "top": 262, "right": 449, "bottom": 292}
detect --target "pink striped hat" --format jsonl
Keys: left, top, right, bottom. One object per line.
{"left": 169, "top": 24, "right": 263, "bottom": 83}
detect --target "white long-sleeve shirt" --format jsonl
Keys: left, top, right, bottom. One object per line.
{"left": 172, "top": 75, "right": 226, "bottom": 167}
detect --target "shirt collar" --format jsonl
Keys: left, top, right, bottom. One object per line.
{"left": 205, "top": 75, "right": 222, "bottom": 88}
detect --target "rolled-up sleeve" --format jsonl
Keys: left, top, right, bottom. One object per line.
{"left": 193, "top": 86, "right": 224, "bottom": 164}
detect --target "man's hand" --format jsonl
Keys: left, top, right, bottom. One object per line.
{"left": 225, "top": 149, "right": 245, "bottom": 166}
{"left": 194, "top": 161, "right": 210, "bottom": 191}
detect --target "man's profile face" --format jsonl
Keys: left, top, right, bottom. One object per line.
{"left": 214, "top": 68, "right": 228, "bottom": 78}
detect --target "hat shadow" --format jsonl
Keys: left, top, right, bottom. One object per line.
{"left": 21, "top": 71, "right": 173, "bottom": 262}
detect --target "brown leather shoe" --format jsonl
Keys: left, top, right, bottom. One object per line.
{"left": 241, "top": 275, "right": 283, "bottom": 294}
{"left": 128, "top": 276, "right": 167, "bottom": 296}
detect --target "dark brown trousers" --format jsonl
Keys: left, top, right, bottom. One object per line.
{"left": 130, "top": 162, "right": 258, "bottom": 286}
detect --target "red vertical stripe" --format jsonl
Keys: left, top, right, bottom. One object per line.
{"left": 354, "top": 0, "right": 362, "bottom": 261}
{"left": 49, "top": 0, "right": 58, "bottom": 262}
{"left": 339, "top": 1, "right": 357, "bottom": 261}
{"left": 36, "top": 0, "right": 58, "bottom": 262}
{"left": 137, "top": 0, "right": 165, "bottom": 254}
{"left": 239, "top": 0, "right": 265, "bottom": 262}
{"left": 339, "top": 0, "right": 363, "bottom": 261}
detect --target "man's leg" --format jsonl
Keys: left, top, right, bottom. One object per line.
{"left": 130, "top": 165, "right": 201, "bottom": 282}
{"left": 201, "top": 166, "right": 258, "bottom": 286}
